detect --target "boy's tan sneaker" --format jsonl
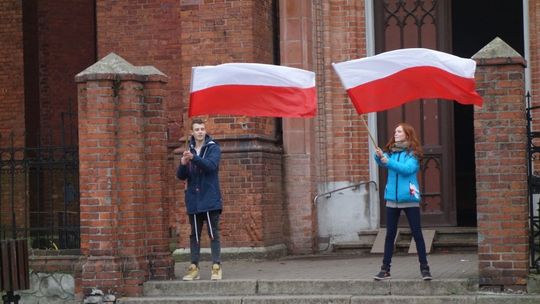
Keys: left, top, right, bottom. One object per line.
{"left": 211, "top": 263, "right": 222, "bottom": 280}
{"left": 182, "top": 264, "right": 200, "bottom": 281}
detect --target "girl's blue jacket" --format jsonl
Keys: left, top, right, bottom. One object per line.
{"left": 177, "top": 135, "right": 223, "bottom": 214}
{"left": 375, "top": 150, "right": 421, "bottom": 203}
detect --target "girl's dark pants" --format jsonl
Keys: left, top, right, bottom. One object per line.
{"left": 383, "top": 206, "right": 428, "bottom": 267}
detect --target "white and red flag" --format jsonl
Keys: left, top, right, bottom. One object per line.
{"left": 332, "top": 48, "right": 483, "bottom": 114}
{"left": 188, "top": 63, "right": 317, "bottom": 117}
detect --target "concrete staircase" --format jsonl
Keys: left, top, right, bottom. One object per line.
{"left": 333, "top": 227, "right": 478, "bottom": 254}
{"left": 117, "top": 279, "right": 540, "bottom": 303}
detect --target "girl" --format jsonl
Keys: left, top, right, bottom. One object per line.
{"left": 373, "top": 122, "right": 432, "bottom": 281}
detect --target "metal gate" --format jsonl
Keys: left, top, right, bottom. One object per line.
{"left": 526, "top": 92, "right": 540, "bottom": 271}
{"left": 0, "top": 115, "right": 79, "bottom": 250}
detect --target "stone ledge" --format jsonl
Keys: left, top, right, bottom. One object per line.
{"left": 528, "top": 273, "right": 540, "bottom": 294}
{"left": 172, "top": 244, "right": 287, "bottom": 262}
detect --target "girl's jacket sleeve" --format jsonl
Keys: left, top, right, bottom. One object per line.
{"left": 374, "top": 153, "right": 384, "bottom": 166}
{"left": 374, "top": 152, "right": 419, "bottom": 175}
{"left": 385, "top": 153, "right": 419, "bottom": 175}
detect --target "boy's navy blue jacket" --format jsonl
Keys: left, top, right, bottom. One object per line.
{"left": 374, "top": 150, "right": 421, "bottom": 204}
{"left": 176, "top": 135, "right": 222, "bottom": 215}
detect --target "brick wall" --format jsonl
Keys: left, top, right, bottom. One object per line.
{"left": 0, "top": 1, "right": 26, "bottom": 239}
{"left": 36, "top": 0, "right": 95, "bottom": 146}
{"left": 177, "top": 0, "right": 277, "bottom": 137}
{"left": 0, "top": 0, "right": 25, "bottom": 146}
{"left": 473, "top": 43, "right": 529, "bottom": 289}
{"left": 218, "top": 143, "right": 283, "bottom": 247}
{"left": 96, "top": 0, "right": 281, "bottom": 252}
{"left": 0, "top": 0, "right": 94, "bottom": 147}
{"left": 96, "top": 0, "right": 183, "bottom": 144}
{"left": 173, "top": 0, "right": 281, "bottom": 251}
{"left": 318, "top": 0, "right": 369, "bottom": 183}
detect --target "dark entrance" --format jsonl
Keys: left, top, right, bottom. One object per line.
{"left": 451, "top": 0, "right": 524, "bottom": 226}
{"left": 374, "top": 0, "right": 524, "bottom": 227}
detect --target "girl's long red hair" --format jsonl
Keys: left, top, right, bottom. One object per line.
{"left": 384, "top": 122, "right": 423, "bottom": 158}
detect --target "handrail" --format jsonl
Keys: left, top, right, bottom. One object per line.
{"left": 313, "top": 180, "right": 378, "bottom": 206}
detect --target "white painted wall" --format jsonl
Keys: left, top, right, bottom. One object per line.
{"left": 314, "top": 0, "right": 383, "bottom": 249}
{"left": 316, "top": 181, "right": 378, "bottom": 246}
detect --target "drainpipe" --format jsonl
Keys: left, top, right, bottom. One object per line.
{"left": 523, "top": 0, "right": 531, "bottom": 96}
{"left": 364, "top": 0, "right": 380, "bottom": 230}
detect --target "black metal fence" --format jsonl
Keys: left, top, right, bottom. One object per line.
{"left": 526, "top": 92, "right": 540, "bottom": 272}
{"left": 0, "top": 115, "right": 79, "bottom": 250}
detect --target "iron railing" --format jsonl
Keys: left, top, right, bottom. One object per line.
{"left": 0, "top": 112, "right": 79, "bottom": 250}
{"left": 526, "top": 91, "right": 540, "bottom": 272}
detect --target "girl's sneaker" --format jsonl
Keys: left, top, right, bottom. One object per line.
{"left": 373, "top": 265, "right": 391, "bottom": 281}
{"left": 420, "top": 264, "right": 432, "bottom": 281}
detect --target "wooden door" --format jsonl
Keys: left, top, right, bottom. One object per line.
{"left": 374, "top": 0, "right": 456, "bottom": 226}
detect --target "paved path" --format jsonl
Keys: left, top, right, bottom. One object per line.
{"left": 175, "top": 252, "right": 478, "bottom": 281}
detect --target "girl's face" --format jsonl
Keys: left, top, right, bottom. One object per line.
{"left": 394, "top": 125, "right": 407, "bottom": 142}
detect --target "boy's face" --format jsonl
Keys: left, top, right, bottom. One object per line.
{"left": 192, "top": 123, "right": 207, "bottom": 142}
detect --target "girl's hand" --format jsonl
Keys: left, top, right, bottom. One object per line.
{"left": 376, "top": 147, "right": 388, "bottom": 164}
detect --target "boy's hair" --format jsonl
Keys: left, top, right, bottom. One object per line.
{"left": 191, "top": 118, "right": 205, "bottom": 130}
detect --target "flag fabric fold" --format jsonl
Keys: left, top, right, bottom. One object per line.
{"left": 332, "top": 48, "right": 483, "bottom": 114}
{"left": 189, "top": 63, "right": 317, "bottom": 118}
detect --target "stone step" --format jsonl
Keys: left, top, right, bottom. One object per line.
{"left": 141, "top": 279, "right": 477, "bottom": 297}
{"left": 117, "top": 294, "right": 540, "bottom": 304}
{"left": 335, "top": 227, "right": 477, "bottom": 253}
{"left": 334, "top": 240, "right": 477, "bottom": 252}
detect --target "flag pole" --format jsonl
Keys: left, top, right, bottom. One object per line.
{"left": 184, "top": 114, "right": 190, "bottom": 149}
{"left": 185, "top": 67, "right": 197, "bottom": 149}
{"left": 361, "top": 115, "right": 378, "bottom": 147}
{"left": 333, "top": 61, "right": 378, "bottom": 148}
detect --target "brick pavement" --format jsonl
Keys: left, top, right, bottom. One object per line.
{"left": 175, "top": 253, "right": 478, "bottom": 281}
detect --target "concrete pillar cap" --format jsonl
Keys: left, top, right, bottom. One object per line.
{"left": 472, "top": 37, "right": 522, "bottom": 59}
{"left": 75, "top": 52, "right": 167, "bottom": 82}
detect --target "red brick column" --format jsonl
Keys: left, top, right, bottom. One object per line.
{"left": 473, "top": 38, "right": 529, "bottom": 290}
{"left": 75, "top": 53, "right": 173, "bottom": 296}
{"left": 0, "top": 0, "right": 24, "bottom": 145}
{"left": 279, "top": 0, "right": 317, "bottom": 254}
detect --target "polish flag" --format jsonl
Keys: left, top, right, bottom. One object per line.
{"left": 188, "top": 63, "right": 317, "bottom": 118}
{"left": 332, "top": 48, "right": 483, "bottom": 114}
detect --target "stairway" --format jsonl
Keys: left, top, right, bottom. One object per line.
{"left": 115, "top": 253, "right": 540, "bottom": 303}
{"left": 333, "top": 227, "right": 478, "bottom": 254}
{"left": 117, "top": 279, "right": 540, "bottom": 303}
